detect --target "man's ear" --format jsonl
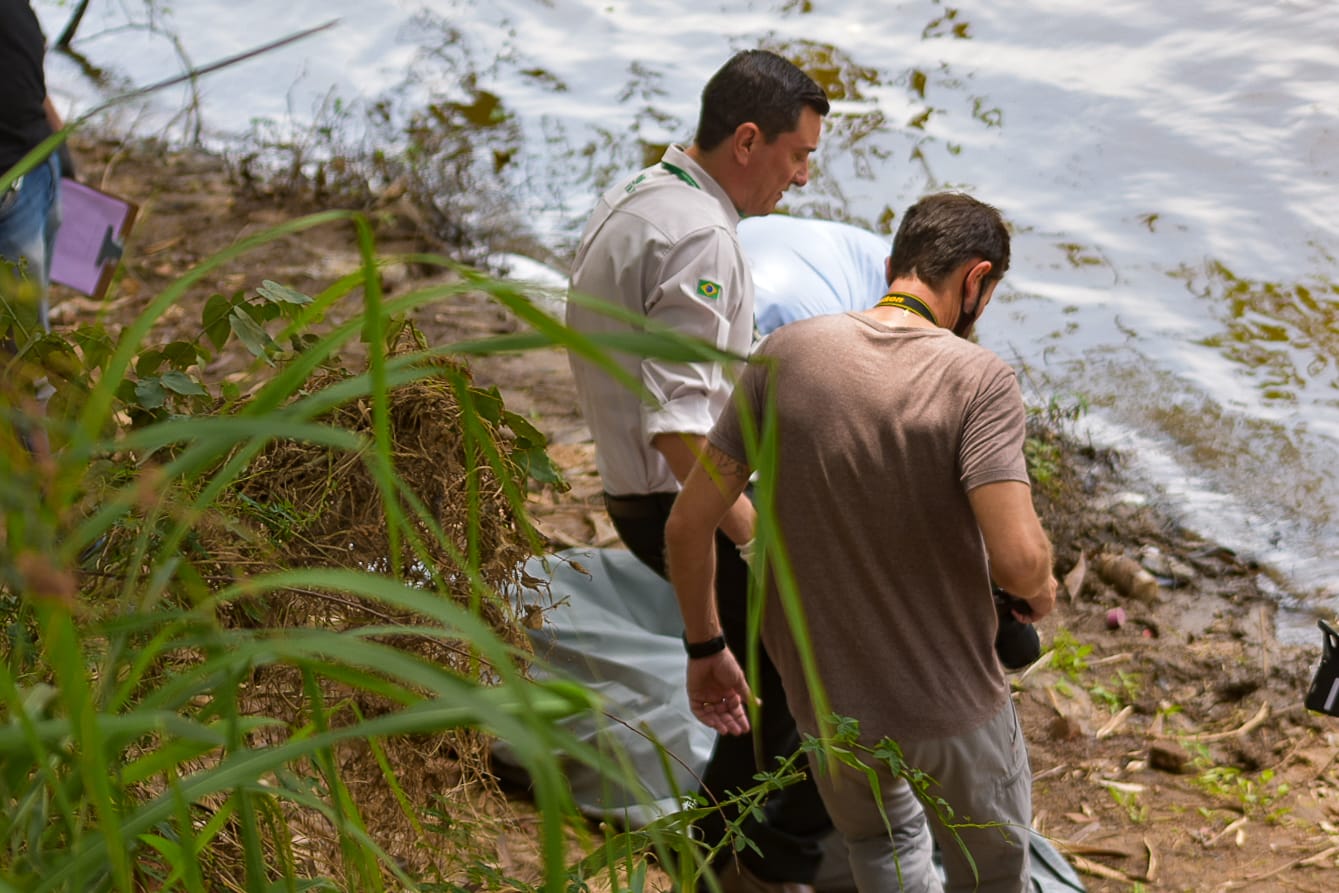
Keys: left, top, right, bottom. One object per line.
{"left": 965, "top": 259, "right": 993, "bottom": 308}
{"left": 885, "top": 256, "right": 894, "bottom": 287}
{"left": 732, "top": 122, "right": 761, "bottom": 165}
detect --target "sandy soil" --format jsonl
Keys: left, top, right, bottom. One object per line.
{"left": 50, "top": 133, "right": 1339, "bottom": 892}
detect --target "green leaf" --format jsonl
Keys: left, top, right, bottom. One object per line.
{"left": 161, "top": 340, "right": 202, "bottom": 370}
{"left": 520, "top": 444, "right": 566, "bottom": 487}
{"left": 136, "top": 348, "right": 165, "bottom": 378}
{"left": 135, "top": 378, "right": 167, "bottom": 410}
{"left": 257, "top": 279, "right": 313, "bottom": 306}
{"left": 72, "top": 324, "right": 114, "bottom": 370}
{"left": 229, "top": 309, "right": 276, "bottom": 363}
{"left": 114, "top": 376, "right": 138, "bottom": 404}
{"left": 29, "top": 335, "right": 83, "bottom": 381}
{"left": 468, "top": 385, "right": 504, "bottom": 424}
{"left": 202, "top": 293, "right": 233, "bottom": 350}
{"left": 502, "top": 409, "right": 545, "bottom": 445}
{"left": 237, "top": 300, "right": 280, "bottom": 324}
{"left": 159, "top": 370, "right": 208, "bottom": 397}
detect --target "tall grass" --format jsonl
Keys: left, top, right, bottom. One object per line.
{"left": 2, "top": 133, "right": 983, "bottom": 890}
{"left": 0, "top": 137, "right": 751, "bottom": 888}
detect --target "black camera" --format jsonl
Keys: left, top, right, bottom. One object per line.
{"left": 993, "top": 586, "right": 1040, "bottom": 670}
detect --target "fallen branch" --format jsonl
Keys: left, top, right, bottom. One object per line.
{"left": 1032, "top": 763, "right": 1069, "bottom": 783}
{"left": 1305, "top": 745, "right": 1338, "bottom": 783}
{"left": 1205, "top": 815, "right": 1248, "bottom": 848}
{"left": 1300, "top": 845, "right": 1339, "bottom": 867}
{"left": 1062, "top": 553, "right": 1086, "bottom": 601}
{"left": 1216, "top": 843, "right": 1339, "bottom": 889}
{"left": 1070, "top": 853, "right": 1136, "bottom": 882}
{"left": 1096, "top": 704, "right": 1135, "bottom": 739}
{"left": 1053, "top": 840, "right": 1139, "bottom": 860}
{"left": 1097, "top": 779, "right": 1145, "bottom": 794}
{"left": 1015, "top": 648, "right": 1054, "bottom": 685}
{"left": 1182, "top": 701, "right": 1270, "bottom": 743}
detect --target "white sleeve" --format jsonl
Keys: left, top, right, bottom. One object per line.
{"left": 640, "top": 226, "right": 751, "bottom": 439}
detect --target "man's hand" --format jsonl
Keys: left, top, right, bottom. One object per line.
{"left": 687, "top": 649, "right": 754, "bottom": 736}
{"left": 1023, "top": 574, "right": 1058, "bottom": 621}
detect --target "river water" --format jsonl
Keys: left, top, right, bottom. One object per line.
{"left": 34, "top": 0, "right": 1339, "bottom": 641}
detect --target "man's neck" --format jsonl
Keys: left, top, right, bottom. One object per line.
{"left": 863, "top": 280, "right": 946, "bottom": 329}
{"left": 684, "top": 143, "right": 743, "bottom": 212}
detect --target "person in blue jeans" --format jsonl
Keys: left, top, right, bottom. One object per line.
{"left": 2, "top": 0, "right": 69, "bottom": 454}
{"left": 0, "top": 152, "right": 63, "bottom": 332}
{"left": 2, "top": 0, "right": 67, "bottom": 322}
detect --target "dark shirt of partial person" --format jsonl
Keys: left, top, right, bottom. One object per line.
{"left": 0, "top": 0, "right": 54, "bottom": 173}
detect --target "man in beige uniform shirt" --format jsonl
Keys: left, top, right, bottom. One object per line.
{"left": 666, "top": 193, "right": 1059, "bottom": 893}
{"left": 566, "top": 50, "right": 832, "bottom": 893}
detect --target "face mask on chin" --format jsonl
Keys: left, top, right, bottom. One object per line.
{"left": 952, "top": 285, "right": 979, "bottom": 339}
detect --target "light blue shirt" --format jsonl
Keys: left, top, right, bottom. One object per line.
{"left": 738, "top": 215, "right": 890, "bottom": 335}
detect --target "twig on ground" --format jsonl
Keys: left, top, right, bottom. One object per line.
{"left": 1305, "top": 745, "right": 1338, "bottom": 783}
{"left": 1070, "top": 853, "right": 1135, "bottom": 882}
{"left": 1182, "top": 701, "right": 1270, "bottom": 742}
{"left": 1016, "top": 648, "right": 1054, "bottom": 685}
{"left": 1097, "top": 779, "right": 1145, "bottom": 794}
{"left": 1216, "top": 843, "right": 1339, "bottom": 889}
{"left": 1096, "top": 705, "right": 1134, "bottom": 739}
{"left": 1032, "top": 763, "right": 1068, "bottom": 783}
{"left": 1299, "top": 845, "right": 1339, "bottom": 867}
{"left": 1205, "top": 815, "right": 1248, "bottom": 848}
{"left": 1054, "top": 840, "right": 1139, "bottom": 859}
{"left": 1063, "top": 554, "right": 1086, "bottom": 602}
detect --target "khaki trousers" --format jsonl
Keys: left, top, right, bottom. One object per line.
{"left": 808, "top": 699, "right": 1032, "bottom": 893}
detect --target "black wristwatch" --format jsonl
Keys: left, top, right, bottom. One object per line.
{"left": 682, "top": 633, "right": 727, "bottom": 659}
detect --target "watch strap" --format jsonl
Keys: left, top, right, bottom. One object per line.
{"left": 682, "top": 633, "right": 727, "bottom": 659}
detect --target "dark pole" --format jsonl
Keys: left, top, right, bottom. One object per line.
{"left": 55, "top": 0, "right": 93, "bottom": 50}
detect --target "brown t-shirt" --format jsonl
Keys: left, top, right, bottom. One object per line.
{"left": 710, "top": 312, "right": 1030, "bottom": 743}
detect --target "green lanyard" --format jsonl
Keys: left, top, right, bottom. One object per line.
{"left": 875, "top": 291, "right": 939, "bottom": 326}
{"left": 660, "top": 161, "right": 701, "bottom": 190}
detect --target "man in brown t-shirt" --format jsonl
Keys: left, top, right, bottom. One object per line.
{"left": 665, "top": 192, "right": 1058, "bottom": 892}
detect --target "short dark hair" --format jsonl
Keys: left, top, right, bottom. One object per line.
{"left": 886, "top": 192, "right": 1010, "bottom": 288}
{"left": 694, "top": 50, "right": 831, "bottom": 151}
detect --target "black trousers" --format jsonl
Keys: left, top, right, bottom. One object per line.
{"left": 604, "top": 491, "right": 832, "bottom": 884}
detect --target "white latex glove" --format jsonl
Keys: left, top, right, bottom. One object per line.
{"left": 737, "top": 537, "right": 757, "bottom": 571}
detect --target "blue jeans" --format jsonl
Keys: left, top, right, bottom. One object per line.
{"left": 0, "top": 152, "right": 63, "bottom": 338}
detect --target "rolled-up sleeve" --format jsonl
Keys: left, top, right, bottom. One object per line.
{"left": 641, "top": 226, "right": 751, "bottom": 441}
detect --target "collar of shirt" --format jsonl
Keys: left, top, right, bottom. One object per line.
{"left": 661, "top": 144, "right": 741, "bottom": 230}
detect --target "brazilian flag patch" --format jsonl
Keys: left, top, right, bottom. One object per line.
{"left": 695, "top": 279, "right": 722, "bottom": 300}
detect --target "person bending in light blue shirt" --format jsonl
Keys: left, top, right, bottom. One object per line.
{"left": 738, "top": 214, "right": 890, "bottom": 335}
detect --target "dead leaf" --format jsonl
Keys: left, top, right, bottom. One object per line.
{"left": 1063, "top": 553, "right": 1087, "bottom": 601}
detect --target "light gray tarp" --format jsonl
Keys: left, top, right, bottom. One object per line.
{"left": 492, "top": 548, "right": 1084, "bottom": 892}
{"left": 493, "top": 548, "right": 716, "bottom": 827}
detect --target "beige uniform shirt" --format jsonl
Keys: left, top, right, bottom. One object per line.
{"left": 566, "top": 145, "right": 753, "bottom": 496}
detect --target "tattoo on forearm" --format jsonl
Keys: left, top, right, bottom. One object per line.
{"left": 701, "top": 444, "right": 751, "bottom": 494}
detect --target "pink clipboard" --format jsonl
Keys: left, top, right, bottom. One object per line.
{"left": 50, "top": 179, "right": 138, "bottom": 300}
